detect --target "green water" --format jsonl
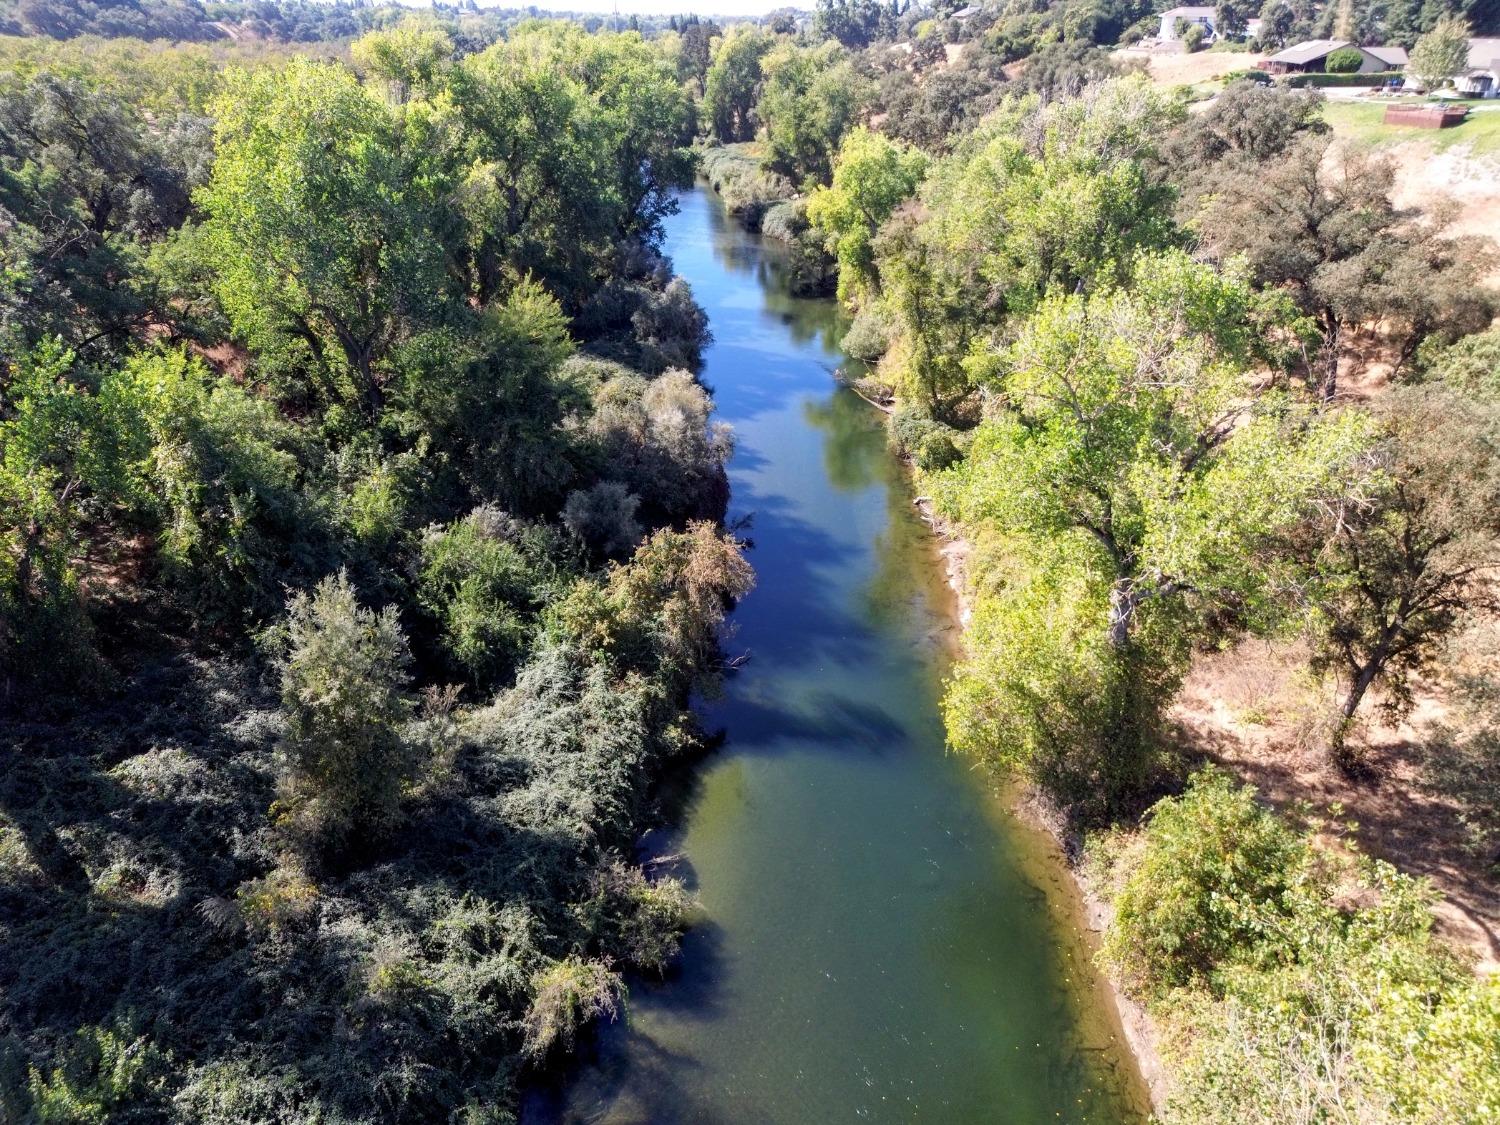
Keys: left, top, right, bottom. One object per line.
{"left": 523, "top": 187, "right": 1147, "bottom": 1124}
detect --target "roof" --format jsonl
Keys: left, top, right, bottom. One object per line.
{"left": 1469, "top": 37, "right": 1500, "bottom": 72}
{"left": 1160, "top": 6, "right": 1217, "bottom": 16}
{"left": 1267, "top": 38, "right": 1352, "bottom": 65}
{"left": 951, "top": 4, "right": 981, "bottom": 16}
{"left": 1267, "top": 39, "right": 1405, "bottom": 66}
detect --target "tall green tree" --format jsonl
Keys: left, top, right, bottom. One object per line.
{"left": 199, "top": 59, "right": 449, "bottom": 425}
{"left": 703, "top": 26, "right": 773, "bottom": 143}
{"left": 936, "top": 252, "right": 1376, "bottom": 809}
{"left": 806, "top": 127, "right": 927, "bottom": 306}
{"left": 758, "top": 41, "right": 871, "bottom": 186}
{"left": 874, "top": 78, "right": 1183, "bottom": 416}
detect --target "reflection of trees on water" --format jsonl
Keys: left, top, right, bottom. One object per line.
{"left": 700, "top": 187, "right": 850, "bottom": 356}
{"left": 800, "top": 389, "right": 952, "bottom": 671}
{"left": 801, "top": 390, "right": 885, "bottom": 494}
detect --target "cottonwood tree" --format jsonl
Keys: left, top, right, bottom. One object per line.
{"left": 703, "top": 26, "right": 774, "bottom": 143}
{"left": 873, "top": 77, "right": 1183, "bottom": 419}
{"left": 936, "top": 252, "right": 1376, "bottom": 811}
{"left": 758, "top": 40, "right": 872, "bottom": 186}
{"left": 200, "top": 59, "right": 448, "bottom": 424}
{"left": 806, "top": 127, "right": 927, "bottom": 306}
{"left": 1296, "top": 382, "right": 1500, "bottom": 767}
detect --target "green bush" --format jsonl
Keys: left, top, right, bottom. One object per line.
{"left": 1101, "top": 769, "right": 1308, "bottom": 996}
{"left": 1221, "top": 68, "right": 1272, "bottom": 85}
{"left": 915, "top": 429, "right": 961, "bottom": 471}
{"left": 270, "top": 571, "right": 419, "bottom": 849}
{"left": 25, "top": 1022, "right": 171, "bottom": 1124}
{"left": 417, "top": 507, "right": 562, "bottom": 689}
{"left": 840, "top": 308, "right": 891, "bottom": 362}
{"left": 1325, "top": 46, "right": 1365, "bottom": 73}
{"left": 1283, "top": 70, "right": 1401, "bottom": 87}
{"left": 1181, "top": 23, "right": 1206, "bottom": 52}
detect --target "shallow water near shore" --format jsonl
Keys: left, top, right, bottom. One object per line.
{"left": 521, "top": 186, "right": 1147, "bottom": 1125}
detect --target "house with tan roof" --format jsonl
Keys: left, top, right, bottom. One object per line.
{"left": 1262, "top": 39, "right": 1408, "bottom": 74}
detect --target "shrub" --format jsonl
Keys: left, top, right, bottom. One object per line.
{"left": 26, "top": 1023, "right": 171, "bottom": 1124}
{"left": 889, "top": 404, "right": 939, "bottom": 457}
{"left": 760, "top": 198, "right": 809, "bottom": 243}
{"left": 630, "top": 277, "right": 711, "bottom": 374}
{"left": 1102, "top": 769, "right": 1308, "bottom": 997}
{"left": 416, "top": 507, "right": 560, "bottom": 690}
{"left": 270, "top": 571, "right": 418, "bottom": 848}
{"left": 915, "top": 429, "right": 961, "bottom": 471}
{"left": 1283, "top": 70, "right": 1401, "bottom": 87}
{"left": 700, "top": 144, "right": 794, "bottom": 229}
{"left": 574, "top": 858, "right": 694, "bottom": 974}
{"left": 840, "top": 308, "right": 890, "bottom": 362}
{"left": 520, "top": 958, "right": 622, "bottom": 1062}
{"left": 1325, "top": 46, "right": 1364, "bottom": 73}
{"left": 586, "top": 370, "right": 732, "bottom": 524}
{"left": 562, "top": 482, "right": 643, "bottom": 559}
{"left": 1221, "top": 68, "right": 1272, "bottom": 85}
{"left": 1182, "top": 23, "right": 1206, "bottom": 51}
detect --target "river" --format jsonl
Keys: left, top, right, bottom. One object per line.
{"left": 523, "top": 186, "right": 1147, "bottom": 1124}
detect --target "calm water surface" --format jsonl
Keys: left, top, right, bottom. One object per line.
{"left": 523, "top": 187, "right": 1146, "bottom": 1124}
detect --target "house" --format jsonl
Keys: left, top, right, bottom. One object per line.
{"left": 1155, "top": 5, "right": 1261, "bottom": 43}
{"left": 1157, "top": 5, "right": 1216, "bottom": 41}
{"left": 1456, "top": 37, "right": 1500, "bottom": 97}
{"left": 1262, "top": 39, "right": 1408, "bottom": 74}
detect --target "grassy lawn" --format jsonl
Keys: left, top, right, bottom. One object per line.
{"left": 1323, "top": 100, "right": 1500, "bottom": 156}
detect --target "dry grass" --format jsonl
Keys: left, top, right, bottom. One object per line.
{"left": 1171, "top": 636, "right": 1500, "bottom": 973}
{"left": 1115, "top": 46, "right": 1267, "bottom": 88}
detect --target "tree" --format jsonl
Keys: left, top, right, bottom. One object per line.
{"left": 806, "top": 128, "right": 927, "bottom": 306}
{"left": 0, "top": 337, "right": 132, "bottom": 694}
{"left": 873, "top": 78, "right": 1183, "bottom": 417}
{"left": 703, "top": 26, "right": 773, "bottom": 143}
{"left": 0, "top": 72, "right": 207, "bottom": 360}
{"left": 350, "top": 19, "right": 453, "bottom": 102}
{"left": 1215, "top": 0, "right": 1250, "bottom": 40}
{"left": 814, "top": 0, "right": 899, "bottom": 47}
{"left": 272, "top": 571, "right": 417, "bottom": 848}
{"left": 675, "top": 17, "right": 721, "bottom": 89}
{"left": 1192, "top": 137, "right": 1495, "bottom": 397}
{"left": 1296, "top": 382, "right": 1500, "bottom": 766}
{"left": 1256, "top": 0, "right": 1298, "bottom": 47}
{"left": 758, "top": 41, "right": 871, "bottom": 186}
{"left": 936, "top": 252, "right": 1376, "bottom": 810}
{"left": 200, "top": 59, "right": 448, "bottom": 424}
{"left": 1408, "top": 15, "right": 1472, "bottom": 89}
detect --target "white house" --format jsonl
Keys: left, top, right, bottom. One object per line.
{"left": 1156, "top": 5, "right": 1261, "bottom": 43}
{"left": 1456, "top": 37, "right": 1500, "bottom": 97}
{"left": 1157, "top": 5, "right": 1216, "bottom": 41}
